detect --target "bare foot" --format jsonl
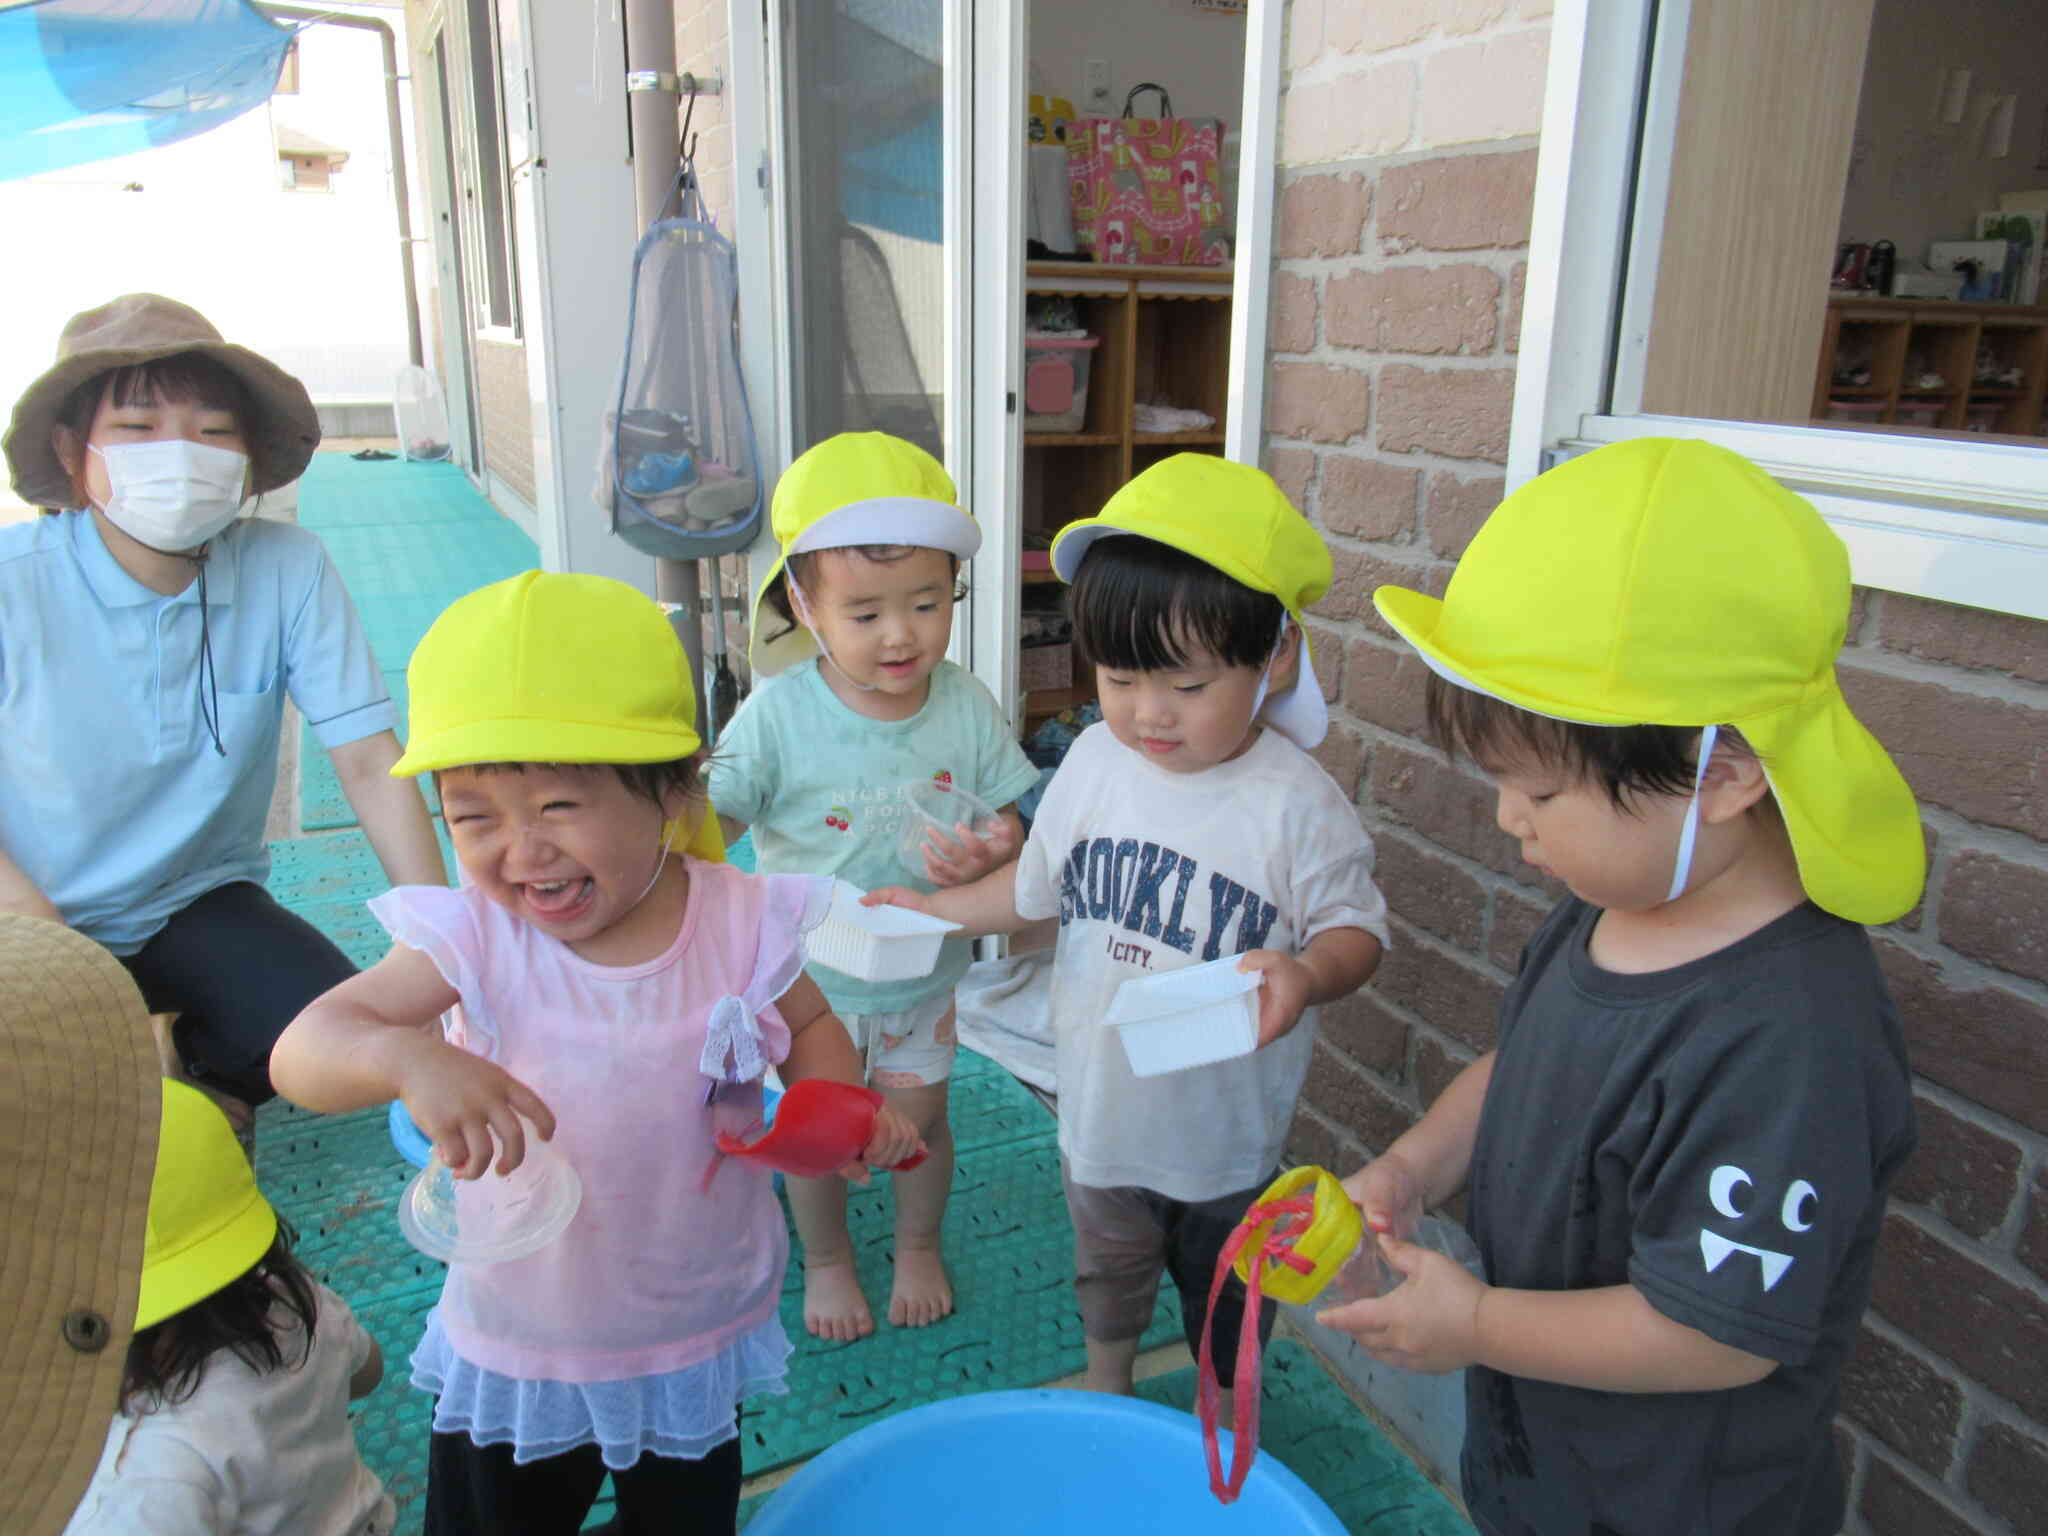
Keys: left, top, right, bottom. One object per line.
{"left": 888, "top": 1243, "right": 954, "bottom": 1327}
{"left": 803, "top": 1259, "right": 875, "bottom": 1342}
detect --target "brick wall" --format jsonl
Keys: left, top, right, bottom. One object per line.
{"left": 673, "top": 0, "right": 737, "bottom": 228}
{"left": 473, "top": 337, "right": 535, "bottom": 509}
{"left": 1271, "top": 4, "right": 2048, "bottom": 1533}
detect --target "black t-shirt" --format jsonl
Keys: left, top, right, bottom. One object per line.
{"left": 1462, "top": 899, "right": 1914, "bottom": 1536}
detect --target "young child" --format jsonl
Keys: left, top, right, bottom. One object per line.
{"left": 708, "top": 432, "right": 1040, "bottom": 1340}
{"left": 869, "top": 452, "right": 1389, "bottom": 1403}
{"left": 270, "top": 571, "right": 920, "bottom": 1536}
{"left": 1321, "top": 438, "right": 1922, "bottom": 1536}
{"left": 0, "top": 294, "right": 444, "bottom": 1130}
{"left": 65, "top": 1079, "right": 395, "bottom": 1534}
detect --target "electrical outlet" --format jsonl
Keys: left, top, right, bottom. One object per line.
{"left": 1084, "top": 58, "right": 1111, "bottom": 109}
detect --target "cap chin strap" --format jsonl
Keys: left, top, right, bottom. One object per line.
{"left": 786, "top": 573, "right": 879, "bottom": 694}
{"left": 624, "top": 816, "right": 681, "bottom": 915}
{"left": 1666, "top": 724, "right": 1720, "bottom": 904}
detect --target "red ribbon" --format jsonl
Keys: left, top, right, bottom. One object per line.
{"left": 1197, "top": 1194, "right": 1317, "bottom": 1504}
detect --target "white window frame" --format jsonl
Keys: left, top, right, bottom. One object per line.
{"left": 451, "top": 0, "right": 523, "bottom": 342}
{"left": 1511, "top": 0, "right": 2048, "bottom": 623}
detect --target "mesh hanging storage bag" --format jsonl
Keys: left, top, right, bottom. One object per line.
{"left": 598, "top": 165, "right": 764, "bottom": 560}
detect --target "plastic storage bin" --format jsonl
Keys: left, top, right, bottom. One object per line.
{"left": 1823, "top": 398, "right": 1885, "bottom": 424}
{"left": 803, "top": 878, "right": 962, "bottom": 983}
{"left": 897, "top": 776, "right": 1005, "bottom": 879}
{"left": 1891, "top": 399, "right": 1946, "bottom": 428}
{"left": 1108, "top": 955, "right": 1263, "bottom": 1077}
{"left": 1019, "top": 641, "right": 1073, "bottom": 693}
{"left": 1023, "top": 333, "right": 1099, "bottom": 432}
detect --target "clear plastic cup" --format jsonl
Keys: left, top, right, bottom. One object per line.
{"left": 1317, "top": 1216, "right": 1483, "bottom": 1307}
{"left": 397, "top": 1117, "right": 582, "bottom": 1265}
{"left": 896, "top": 777, "right": 1004, "bottom": 879}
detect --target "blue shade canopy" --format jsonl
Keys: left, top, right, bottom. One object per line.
{"left": 0, "top": 0, "right": 293, "bottom": 182}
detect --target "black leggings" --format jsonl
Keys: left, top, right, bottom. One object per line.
{"left": 118, "top": 880, "right": 357, "bottom": 1104}
{"left": 425, "top": 1430, "right": 743, "bottom": 1536}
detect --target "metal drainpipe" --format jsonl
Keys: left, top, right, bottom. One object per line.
{"left": 622, "top": 0, "right": 705, "bottom": 685}
{"left": 262, "top": 6, "right": 425, "bottom": 369}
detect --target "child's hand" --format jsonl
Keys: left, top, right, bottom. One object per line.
{"left": 1315, "top": 1236, "right": 1488, "bottom": 1374}
{"left": 860, "top": 885, "right": 936, "bottom": 916}
{"left": 396, "top": 1039, "right": 556, "bottom": 1179}
{"left": 917, "top": 813, "right": 1021, "bottom": 887}
{"left": 1236, "top": 949, "right": 1315, "bottom": 1047}
{"left": 839, "top": 1104, "right": 926, "bottom": 1185}
{"left": 1341, "top": 1152, "right": 1425, "bottom": 1243}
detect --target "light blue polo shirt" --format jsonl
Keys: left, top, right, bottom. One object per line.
{"left": 0, "top": 511, "right": 395, "bottom": 954}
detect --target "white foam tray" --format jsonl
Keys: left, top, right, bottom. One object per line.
{"left": 1107, "top": 956, "right": 1263, "bottom": 1077}
{"left": 802, "top": 878, "right": 962, "bottom": 983}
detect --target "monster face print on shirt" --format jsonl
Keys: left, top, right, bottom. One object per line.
{"left": 1699, "top": 1163, "right": 1820, "bottom": 1293}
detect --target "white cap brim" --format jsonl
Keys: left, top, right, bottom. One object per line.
{"left": 790, "top": 497, "right": 980, "bottom": 560}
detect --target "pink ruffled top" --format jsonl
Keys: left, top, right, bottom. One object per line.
{"left": 371, "top": 859, "right": 831, "bottom": 1383}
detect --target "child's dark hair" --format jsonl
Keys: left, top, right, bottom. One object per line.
{"left": 434, "top": 756, "right": 705, "bottom": 809}
{"left": 55, "top": 353, "right": 253, "bottom": 439}
{"left": 122, "top": 1221, "right": 317, "bottom": 1415}
{"left": 1424, "top": 672, "right": 1765, "bottom": 811}
{"left": 1068, "top": 536, "right": 1285, "bottom": 673}
{"left": 758, "top": 545, "right": 966, "bottom": 650}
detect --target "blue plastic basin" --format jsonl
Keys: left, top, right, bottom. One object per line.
{"left": 744, "top": 1389, "right": 1346, "bottom": 1533}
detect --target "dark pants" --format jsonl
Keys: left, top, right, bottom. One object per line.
{"left": 424, "top": 1430, "right": 743, "bottom": 1536}
{"left": 1063, "top": 1163, "right": 1279, "bottom": 1386}
{"left": 118, "top": 880, "right": 357, "bottom": 1104}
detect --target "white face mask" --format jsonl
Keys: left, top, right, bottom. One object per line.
{"left": 89, "top": 439, "right": 249, "bottom": 552}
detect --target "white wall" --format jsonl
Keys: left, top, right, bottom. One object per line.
{"left": 1837, "top": 0, "right": 2048, "bottom": 262}
{"left": 0, "top": 15, "right": 418, "bottom": 424}
{"left": 1027, "top": 0, "right": 1245, "bottom": 128}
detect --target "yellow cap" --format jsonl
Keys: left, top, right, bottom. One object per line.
{"left": 1050, "top": 453, "right": 1333, "bottom": 748}
{"left": 1231, "top": 1166, "right": 1364, "bottom": 1305}
{"left": 1373, "top": 437, "right": 1924, "bottom": 924}
{"left": 748, "top": 432, "right": 980, "bottom": 675}
{"left": 138, "top": 1082, "right": 278, "bottom": 1331}
{"left": 393, "top": 571, "right": 725, "bottom": 862}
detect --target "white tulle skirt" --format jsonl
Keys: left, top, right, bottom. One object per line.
{"left": 410, "top": 1307, "right": 791, "bottom": 1469}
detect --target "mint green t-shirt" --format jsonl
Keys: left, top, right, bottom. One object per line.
{"left": 706, "top": 659, "right": 1040, "bottom": 1014}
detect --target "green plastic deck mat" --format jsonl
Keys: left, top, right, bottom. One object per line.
{"left": 294, "top": 455, "right": 505, "bottom": 526}
{"left": 291, "top": 452, "right": 535, "bottom": 831}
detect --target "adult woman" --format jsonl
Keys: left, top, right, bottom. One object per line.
{"left": 0, "top": 294, "right": 444, "bottom": 1121}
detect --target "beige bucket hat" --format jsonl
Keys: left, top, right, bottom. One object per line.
{"left": 0, "top": 915, "right": 162, "bottom": 1535}
{"left": 4, "top": 293, "right": 322, "bottom": 509}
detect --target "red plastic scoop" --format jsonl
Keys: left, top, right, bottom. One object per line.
{"left": 707, "top": 1079, "right": 927, "bottom": 1186}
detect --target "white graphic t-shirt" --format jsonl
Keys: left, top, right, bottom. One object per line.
{"left": 1013, "top": 723, "right": 1389, "bottom": 1202}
